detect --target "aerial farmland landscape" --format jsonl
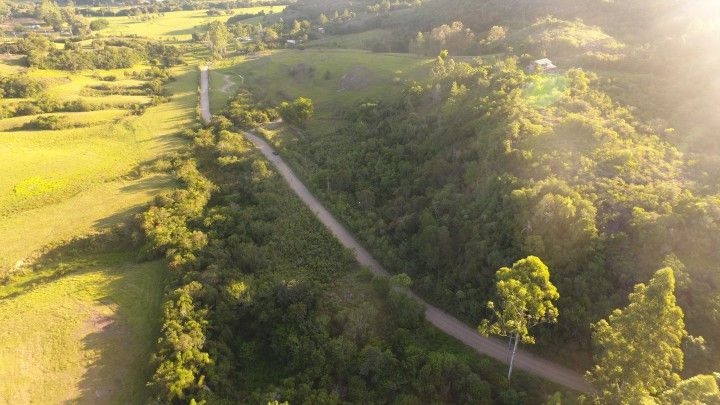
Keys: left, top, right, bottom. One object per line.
{"left": 0, "top": 0, "right": 719, "bottom": 403}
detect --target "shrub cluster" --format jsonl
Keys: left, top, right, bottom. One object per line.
{"left": 142, "top": 123, "right": 548, "bottom": 404}
{"left": 222, "top": 89, "right": 279, "bottom": 129}
{"left": 0, "top": 75, "right": 44, "bottom": 98}
{"left": 8, "top": 34, "right": 183, "bottom": 71}
{"left": 0, "top": 98, "right": 102, "bottom": 119}
{"left": 21, "top": 114, "right": 72, "bottom": 130}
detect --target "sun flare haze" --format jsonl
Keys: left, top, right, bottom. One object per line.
{"left": 1, "top": 0, "right": 719, "bottom": 403}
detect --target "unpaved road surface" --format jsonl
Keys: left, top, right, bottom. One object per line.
{"left": 199, "top": 65, "right": 593, "bottom": 393}
{"left": 200, "top": 65, "right": 211, "bottom": 123}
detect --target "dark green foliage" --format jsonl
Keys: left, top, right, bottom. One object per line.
{"left": 278, "top": 97, "right": 314, "bottom": 127}
{"left": 223, "top": 89, "right": 278, "bottom": 129}
{"left": 266, "top": 55, "right": 720, "bottom": 371}
{"left": 0, "top": 74, "right": 44, "bottom": 98}
{"left": 21, "top": 114, "right": 71, "bottom": 130}
{"left": 150, "top": 281, "right": 211, "bottom": 402}
{"left": 143, "top": 123, "right": 554, "bottom": 403}
{"left": 13, "top": 35, "right": 182, "bottom": 71}
{"left": 89, "top": 18, "right": 109, "bottom": 31}
{"left": 142, "top": 160, "right": 216, "bottom": 271}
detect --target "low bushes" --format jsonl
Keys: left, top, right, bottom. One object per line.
{"left": 0, "top": 75, "right": 45, "bottom": 98}
{"left": 223, "top": 89, "right": 278, "bottom": 129}
{"left": 21, "top": 114, "right": 72, "bottom": 130}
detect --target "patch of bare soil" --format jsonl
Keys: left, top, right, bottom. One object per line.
{"left": 88, "top": 313, "right": 114, "bottom": 331}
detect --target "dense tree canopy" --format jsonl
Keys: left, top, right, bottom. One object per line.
{"left": 587, "top": 268, "right": 686, "bottom": 403}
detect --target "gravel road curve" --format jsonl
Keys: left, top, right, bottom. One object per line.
{"left": 199, "top": 64, "right": 593, "bottom": 393}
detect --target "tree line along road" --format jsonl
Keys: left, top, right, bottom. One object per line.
{"left": 198, "top": 65, "right": 593, "bottom": 394}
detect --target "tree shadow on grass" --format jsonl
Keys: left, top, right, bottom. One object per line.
{"left": 0, "top": 200, "right": 155, "bottom": 301}
{"left": 71, "top": 255, "right": 165, "bottom": 404}
{"left": 0, "top": 230, "right": 166, "bottom": 404}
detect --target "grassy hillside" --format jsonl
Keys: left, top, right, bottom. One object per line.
{"left": 0, "top": 34, "right": 196, "bottom": 404}
{"left": 210, "top": 49, "right": 432, "bottom": 132}
{"left": 0, "top": 63, "right": 195, "bottom": 271}
{"left": 100, "top": 6, "right": 286, "bottom": 41}
{"left": 0, "top": 251, "right": 166, "bottom": 403}
{"left": 307, "top": 28, "right": 394, "bottom": 50}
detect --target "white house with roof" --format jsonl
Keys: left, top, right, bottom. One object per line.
{"left": 526, "top": 58, "right": 558, "bottom": 73}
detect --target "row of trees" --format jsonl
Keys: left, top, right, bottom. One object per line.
{"left": 36, "top": 0, "right": 94, "bottom": 35}
{"left": 8, "top": 34, "right": 183, "bottom": 70}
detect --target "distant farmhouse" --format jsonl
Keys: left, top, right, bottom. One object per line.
{"left": 526, "top": 58, "right": 559, "bottom": 74}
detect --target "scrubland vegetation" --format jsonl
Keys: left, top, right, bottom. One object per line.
{"left": 140, "top": 121, "right": 563, "bottom": 403}
{"left": 1, "top": 0, "right": 720, "bottom": 403}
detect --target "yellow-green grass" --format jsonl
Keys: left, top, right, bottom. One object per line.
{"left": 0, "top": 174, "right": 175, "bottom": 270}
{"left": 209, "top": 49, "right": 432, "bottom": 132}
{"left": 0, "top": 54, "right": 25, "bottom": 74}
{"left": 100, "top": 6, "right": 286, "bottom": 41}
{"left": 25, "top": 66, "right": 153, "bottom": 103}
{"left": 0, "top": 64, "right": 195, "bottom": 218}
{"left": 0, "top": 109, "right": 127, "bottom": 132}
{"left": 523, "top": 74, "right": 568, "bottom": 108}
{"left": 0, "top": 251, "right": 166, "bottom": 403}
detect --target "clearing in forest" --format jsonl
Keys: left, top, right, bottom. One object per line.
{"left": 209, "top": 48, "right": 432, "bottom": 132}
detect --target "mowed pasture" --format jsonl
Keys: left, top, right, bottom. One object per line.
{"left": 0, "top": 59, "right": 196, "bottom": 401}
{"left": 98, "top": 6, "right": 286, "bottom": 40}
{"left": 0, "top": 251, "right": 166, "bottom": 403}
{"left": 0, "top": 63, "right": 194, "bottom": 228}
{"left": 210, "top": 49, "right": 432, "bottom": 132}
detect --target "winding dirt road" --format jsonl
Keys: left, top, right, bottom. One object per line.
{"left": 198, "top": 65, "right": 593, "bottom": 393}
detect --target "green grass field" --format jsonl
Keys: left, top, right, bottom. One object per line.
{"left": 210, "top": 49, "right": 432, "bottom": 132}
{"left": 99, "top": 6, "right": 285, "bottom": 40}
{"left": 0, "top": 251, "right": 166, "bottom": 403}
{"left": 0, "top": 64, "right": 195, "bottom": 228}
{"left": 0, "top": 58, "right": 195, "bottom": 402}
{"left": 523, "top": 74, "right": 568, "bottom": 108}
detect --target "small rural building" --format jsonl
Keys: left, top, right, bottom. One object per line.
{"left": 526, "top": 58, "right": 558, "bottom": 74}
{"left": 317, "top": 27, "right": 325, "bottom": 34}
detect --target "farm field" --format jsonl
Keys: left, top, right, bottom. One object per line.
{"left": 99, "top": 6, "right": 286, "bottom": 41}
{"left": 0, "top": 251, "right": 166, "bottom": 403}
{"left": 0, "top": 63, "right": 195, "bottom": 268}
{"left": 209, "top": 49, "right": 432, "bottom": 132}
{"left": 0, "top": 46, "right": 196, "bottom": 403}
